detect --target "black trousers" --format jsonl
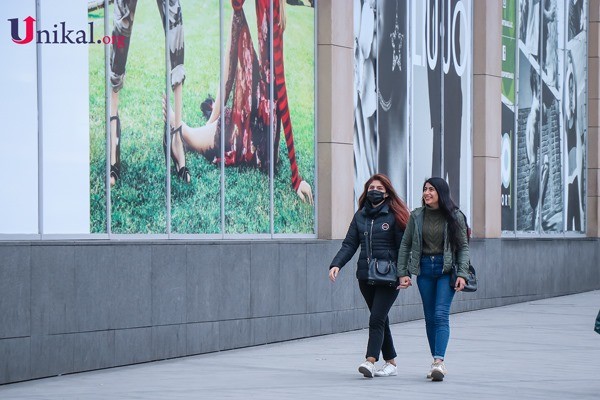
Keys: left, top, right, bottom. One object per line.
{"left": 358, "top": 280, "right": 399, "bottom": 361}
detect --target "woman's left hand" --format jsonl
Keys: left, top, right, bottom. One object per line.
{"left": 454, "top": 277, "right": 466, "bottom": 292}
{"left": 296, "top": 180, "right": 314, "bottom": 205}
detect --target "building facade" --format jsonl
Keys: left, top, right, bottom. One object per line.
{"left": 0, "top": 0, "right": 598, "bottom": 384}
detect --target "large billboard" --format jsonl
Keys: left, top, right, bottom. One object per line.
{"left": 88, "top": 0, "right": 316, "bottom": 235}
{"left": 0, "top": 0, "right": 315, "bottom": 237}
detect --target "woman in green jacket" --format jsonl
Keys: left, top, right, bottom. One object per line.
{"left": 397, "top": 177, "right": 469, "bottom": 381}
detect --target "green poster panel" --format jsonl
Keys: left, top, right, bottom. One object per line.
{"left": 502, "top": 0, "right": 517, "bottom": 38}
{"left": 502, "top": 37, "right": 516, "bottom": 104}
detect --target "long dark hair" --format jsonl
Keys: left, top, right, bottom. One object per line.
{"left": 422, "top": 177, "right": 461, "bottom": 251}
{"left": 358, "top": 174, "right": 410, "bottom": 229}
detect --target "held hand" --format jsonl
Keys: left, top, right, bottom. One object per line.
{"left": 397, "top": 276, "right": 412, "bottom": 290}
{"left": 296, "top": 180, "right": 314, "bottom": 205}
{"left": 454, "top": 277, "right": 466, "bottom": 292}
{"left": 329, "top": 267, "right": 340, "bottom": 282}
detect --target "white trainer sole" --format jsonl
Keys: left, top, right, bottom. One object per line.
{"left": 358, "top": 366, "right": 374, "bottom": 378}
{"left": 430, "top": 369, "right": 444, "bottom": 381}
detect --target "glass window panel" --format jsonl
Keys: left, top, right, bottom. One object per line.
{"left": 0, "top": 1, "right": 39, "bottom": 234}
{"left": 41, "top": 0, "right": 90, "bottom": 234}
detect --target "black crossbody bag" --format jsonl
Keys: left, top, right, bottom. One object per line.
{"left": 365, "top": 217, "right": 398, "bottom": 287}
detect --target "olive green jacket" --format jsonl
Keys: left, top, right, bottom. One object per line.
{"left": 396, "top": 207, "right": 470, "bottom": 279}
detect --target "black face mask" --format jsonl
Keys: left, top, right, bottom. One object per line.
{"left": 367, "top": 190, "right": 386, "bottom": 205}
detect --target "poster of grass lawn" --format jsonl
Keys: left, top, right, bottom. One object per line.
{"left": 89, "top": 0, "right": 315, "bottom": 235}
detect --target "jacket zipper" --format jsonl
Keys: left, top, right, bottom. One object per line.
{"left": 368, "top": 219, "right": 374, "bottom": 262}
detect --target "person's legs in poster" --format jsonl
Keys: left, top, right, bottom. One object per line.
{"left": 109, "top": 0, "right": 138, "bottom": 186}
{"left": 158, "top": 0, "right": 189, "bottom": 183}
{"left": 109, "top": 0, "right": 189, "bottom": 184}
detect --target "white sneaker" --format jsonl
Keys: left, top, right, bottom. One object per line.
{"left": 358, "top": 361, "right": 375, "bottom": 378}
{"left": 430, "top": 361, "right": 447, "bottom": 382}
{"left": 374, "top": 362, "right": 397, "bottom": 377}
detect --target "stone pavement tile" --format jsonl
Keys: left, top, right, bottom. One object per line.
{"left": 0, "top": 291, "right": 599, "bottom": 400}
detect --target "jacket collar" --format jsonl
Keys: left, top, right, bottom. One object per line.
{"left": 360, "top": 202, "right": 390, "bottom": 217}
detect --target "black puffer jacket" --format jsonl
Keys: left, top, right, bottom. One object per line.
{"left": 330, "top": 202, "right": 404, "bottom": 280}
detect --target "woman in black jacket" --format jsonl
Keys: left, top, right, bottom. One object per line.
{"left": 329, "top": 174, "right": 409, "bottom": 378}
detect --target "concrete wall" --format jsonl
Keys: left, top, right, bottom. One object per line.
{"left": 1, "top": 238, "right": 598, "bottom": 384}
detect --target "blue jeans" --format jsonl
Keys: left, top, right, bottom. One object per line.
{"left": 417, "top": 255, "right": 455, "bottom": 360}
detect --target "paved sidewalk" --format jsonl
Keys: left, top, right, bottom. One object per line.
{"left": 2, "top": 291, "right": 599, "bottom": 400}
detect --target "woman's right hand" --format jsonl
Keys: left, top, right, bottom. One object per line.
{"left": 329, "top": 267, "right": 340, "bottom": 282}
{"left": 397, "top": 276, "right": 412, "bottom": 290}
